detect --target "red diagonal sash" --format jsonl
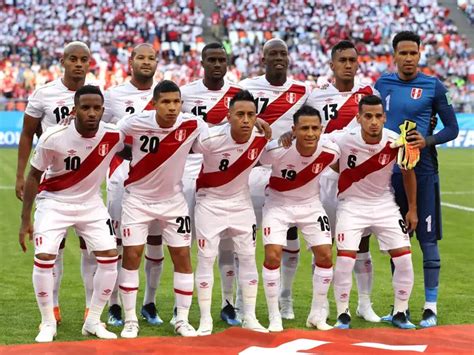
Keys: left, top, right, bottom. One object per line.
{"left": 196, "top": 136, "right": 267, "bottom": 191}
{"left": 325, "top": 86, "right": 373, "bottom": 133}
{"left": 268, "top": 151, "right": 336, "bottom": 192}
{"left": 206, "top": 86, "right": 241, "bottom": 125}
{"left": 39, "top": 132, "right": 121, "bottom": 192}
{"left": 108, "top": 135, "right": 133, "bottom": 178}
{"left": 338, "top": 142, "right": 397, "bottom": 195}
{"left": 258, "top": 84, "right": 306, "bottom": 125}
{"left": 125, "top": 120, "right": 198, "bottom": 186}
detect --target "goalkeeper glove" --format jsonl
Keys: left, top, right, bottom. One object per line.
{"left": 390, "top": 120, "right": 420, "bottom": 170}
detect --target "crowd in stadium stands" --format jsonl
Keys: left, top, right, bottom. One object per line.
{"left": 0, "top": 0, "right": 204, "bottom": 110}
{"left": 458, "top": 0, "right": 474, "bottom": 25}
{"left": 217, "top": 0, "right": 473, "bottom": 112}
{"left": 0, "top": 0, "right": 472, "bottom": 112}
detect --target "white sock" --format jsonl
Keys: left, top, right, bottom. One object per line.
{"left": 80, "top": 249, "right": 97, "bottom": 308}
{"left": 85, "top": 256, "right": 118, "bottom": 325}
{"left": 109, "top": 244, "right": 122, "bottom": 306}
{"left": 424, "top": 302, "right": 437, "bottom": 314}
{"left": 174, "top": 272, "right": 193, "bottom": 322}
{"left": 312, "top": 265, "right": 333, "bottom": 313}
{"left": 234, "top": 253, "right": 242, "bottom": 312}
{"left": 333, "top": 254, "right": 356, "bottom": 316}
{"left": 52, "top": 248, "right": 64, "bottom": 307}
{"left": 281, "top": 238, "right": 299, "bottom": 300}
{"left": 218, "top": 238, "right": 235, "bottom": 308}
{"left": 195, "top": 255, "right": 215, "bottom": 321}
{"left": 119, "top": 267, "right": 139, "bottom": 322}
{"left": 143, "top": 243, "right": 164, "bottom": 305}
{"left": 392, "top": 252, "right": 414, "bottom": 314}
{"left": 354, "top": 252, "right": 373, "bottom": 307}
{"left": 237, "top": 254, "right": 258, "bottom": 319}
{"left": 262, "top": 265, "right": 280, "bottom": 317}
{"left": 33, "top": 257, "right": 56, "bottom": 324}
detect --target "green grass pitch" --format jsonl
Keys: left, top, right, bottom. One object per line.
{"left": 0, "top": 148, "right": 472, "bottom": 345}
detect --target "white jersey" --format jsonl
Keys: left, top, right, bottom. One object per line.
{"left": 333, "top": 127, "right": 399, "bottom": 202}
{"left": 118, "top": 111, "right": 205, "bottom": 202}
{"left": 259, "top": 139, "right": 340, "bottom": 204}
{"left": 31, "top": 122, "right": 124, "bottom": 203}
{"left": 306, "top": 80, "right": 378, "bottom": 134}
{"left": 193, "top": 124, "right": 266, "bottom": 199}
{"left": 102, "top": 81, "right": 154, "bottom": 124}
{"left": 239, "top": 75, "right": 310, "bottom": 139}
{"left": 181, "top": 79, "right": 242, "bottom": 178}
{"left": 25, "top": 78, "right": 76, "bottom": 131}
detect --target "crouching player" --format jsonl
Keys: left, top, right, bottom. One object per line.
{"left": 332, "top": 95, "right": 418, "bottom": 329}
{"left": 193, "top": 90, "right": 268, "bottom": 335}
{"left": 19, "top": 85, "right": 123, "bottom": 342}
{"left": 260, "top": 105, "right": 339, "bottom": 332}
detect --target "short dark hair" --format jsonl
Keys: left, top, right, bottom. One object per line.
{"left": 202, "top": 42, "right": 225, "bottom": 60}
{"left": 293, "top": 105, "right": 321, "bottom": 124}
{"left": 153, "top": 80, "right": 180, "bottom": 100}
{"left": 392, "top": 31, "right": 421, "bottom": 51}
{"left": 229, "top": 89, "right": 255, "bottom": 109}
{"left": 331, "top": 40, "right": 358, "bottom": 59}
{"left": 74, "top": 85, "right": 103, "bottom": 105}
{"left": 358, "top": 95, "right": 383, "bottom": 113}
{"left": 131, "top": 43, "right": 155, "bottom": 59}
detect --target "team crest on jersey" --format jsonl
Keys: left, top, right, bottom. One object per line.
{"left": 198, "top": 239, "right": 205, "bottom": 248}
{"left": 286, "top": 92, "right": 297, "bottom": 104}
{"left": 312, "top": 163, "right": 323, "bottom": 174}
{"left": 411, "top": 88, "right": 423, "bottom": 100}
{"left": 247, "top": 148, "right": 259, "bottom": 160}
{"left": 98, "top": 143, "right": 109, "bottom": 157}
{"left": 175, "top": 129, "right": 187, "bottom": 142}
{"left": 263, "top": 227, "right": 271, "bottom": 236}
{"left": 224, "top": 96, "right": 232, "bottom": 108}
{"left": 378, "top": 153, "right": 391, "bottom": 165}
{"left": 337, "top": 233, "right": 344, "bottom": 242}
{"left": 354, "top": 93, "right": 364, "bottom": 104}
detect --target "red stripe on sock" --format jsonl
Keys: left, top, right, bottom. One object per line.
{"left": 174, "top": 288, "right": 193, "bottom": 296}
{"left": 119, "top": 285, "right": 138, "bottom": 292}
{"left": 315, "top": 263, "right": 333, "bottom": 269}
{"left": 282, "top": 248, "right": 300, "bottom": 254}
{"left": 145, "top": 255, "right": 164, "bottom": 263}
{"left": 337, "top": 251, "right": 356, "bottom": 259}
{"left": 34, "top": 261, "right": 54, "bottom": 269}
{"left": 391, "top": 250, "right": 412, "bottom": 258}
{"left": 263, "top": 263, "right": 280, "bottom": 270}
{"left": 97, "top": 257, "right": 119, "bottom": 264}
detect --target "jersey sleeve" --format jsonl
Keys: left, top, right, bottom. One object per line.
{"left": 30, "top": 134, "right": 53, "bottom": 171}
{"left": 427, "top": 79, "right": 459, "bottom": 146}
{"left": 24, "top": 89, "right": 44, "bottom": 119}
{"left": 102, "top": 90, "right": 115, "bottom": 123}
{"left": 192, "top": 119, "right": 211, "bottom": 154}
{"left": 259, "top": 140, "right": 280, "bottom": 165}
{"left": 116, "top": 115, "right": 132, "bottom": 136}
{"left": 324, "top": 140, "right": 341, "bottom": 162}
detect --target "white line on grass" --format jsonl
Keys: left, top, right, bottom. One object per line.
{"left": 441, "top": 202, "right": 474, "bottom": 212}
{"left": 441, "top": 191, "right": 474, "bottom": 195}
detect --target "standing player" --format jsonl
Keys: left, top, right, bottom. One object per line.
{"left": 240, "top": 38, "right": 311, "bottom": 319}
{"left": 15, "top": 41, "right": 94, "bottom": 323}
{"left": 375, "top": 31, "right": 459, "bottom": 327}
{"left": 102, "top": 43, "right": 165, "bottom": 327}
{"left": 117, "top": 81, "right": 205, "bottom": 338}
{"left": 19, "top": 85, "right": 122, "bottom": 342}
{"left": 180, "top": 42, "right": 242, "bottom": 325}
{"left": 306, "top": 40, "right": 380, "bottom": 322}
{"left": 332, "top": 95, "right": 418, "bottom": 330}
{"left": 260, "top": 106, "right": 339, "bottom": 332}
{"left": 193, "top": 90, "right": 268, "bottom": 335}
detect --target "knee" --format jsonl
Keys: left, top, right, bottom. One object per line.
{"left": 35, "top": 253, "right": 56, "bottom": 261}
{"left": 122, "top": 246, "right": 143, "bottom": 269}
{"left": 264, "top": 247, "right": 281, "bottom": 268}
{"left": 94, "top": 249, "right": 118, "bottom": 258}
{"left": 315, "top": 249, "right": 333, "bottom": 268}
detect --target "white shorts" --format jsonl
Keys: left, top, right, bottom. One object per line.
{"left": 121, "top": 192, "right": 191, "bottom": 247}
{"left": 107, "top": 164, "right": 160, "bottom": 238}
{"left": 249, "top": 166, "right": 271, "bottom": 227}
{"left": 33, "top": 198, "right": 116, "bottom": 255}
{"left": 335, "top": 199, "right": 411, "bottom": 251}
{"left": 262, "top": 200, "right": 332, "bottom": 248}
{"left": 195, "top": 195, "right": 257, "bottom": 258}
